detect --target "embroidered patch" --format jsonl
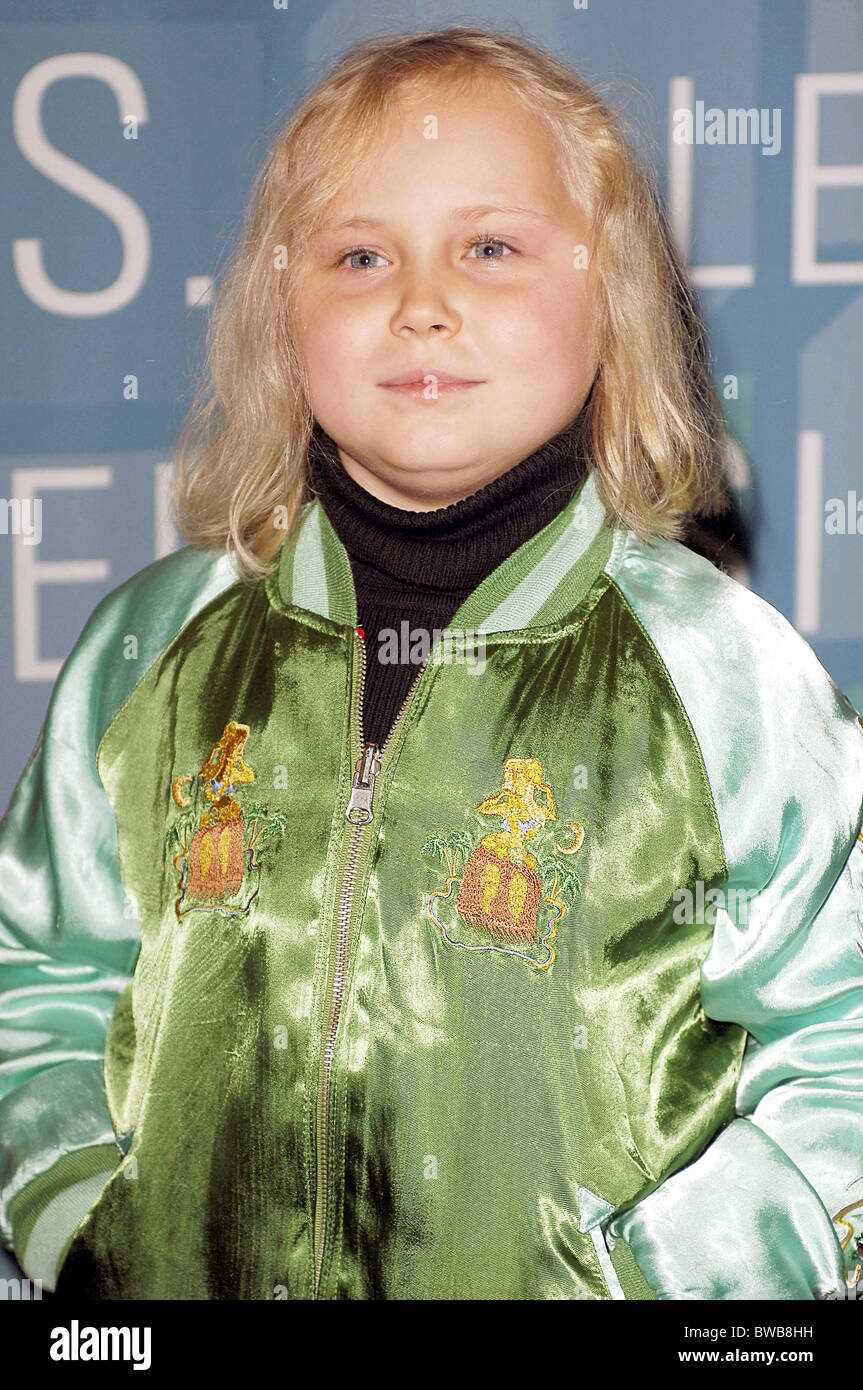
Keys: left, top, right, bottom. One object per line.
{"left": 168, "top": 720, "right": 286, "bottom": 919}
{"left": 422, "top": 756, "right": 585, "bottom": 970}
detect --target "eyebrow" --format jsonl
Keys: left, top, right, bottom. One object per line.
{"left": 318, "top": 203, "right": 556, "bottom": 234}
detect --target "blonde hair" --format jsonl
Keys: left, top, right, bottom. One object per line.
{"left": 173, "top": 26, "right": 731, "bottom": 581}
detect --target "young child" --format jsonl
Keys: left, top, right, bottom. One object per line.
{"left": 1, "top": 27, "right": 862, "bottom": 1302}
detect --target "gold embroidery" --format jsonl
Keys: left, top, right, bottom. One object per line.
{"left": 200, "top": 833, "right": 213, "bottom": 882}
{"left": 474, "top": 757, "right": 555, "bottom": 870}
{"left": 198, "top": 721, "right": 255, "bottom": 827}
{"left": 556, "top": 822, "right": 586, "bottom": 855}
{"left": 167, "top": 720, "right": 286, "bottom": 919}
{"left": 171, "top": 775, "right": 192, "bottom": 807}
{"left": 509, "top": 872, "right": 527, "bottom": 923}
{"left": 423, "top": 756, "right": 585, "bottom": 970}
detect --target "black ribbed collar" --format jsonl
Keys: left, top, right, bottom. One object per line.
{"left": 305, "top": 402, "right": 594, "bottom": 599}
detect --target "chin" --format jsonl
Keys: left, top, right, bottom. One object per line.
{"left": 384, "top": 444, "right": 483, "bottom": 482}
{"left": 380, "top": 416, "right": 487, "bottom": 458}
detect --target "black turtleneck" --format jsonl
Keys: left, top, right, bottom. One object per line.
{"left": 305, "top": 406, "right": 593, "bottom": 747}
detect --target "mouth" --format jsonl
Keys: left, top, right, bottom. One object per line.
{"left": 379, "top": 368, "right": 484, "bottom": 398}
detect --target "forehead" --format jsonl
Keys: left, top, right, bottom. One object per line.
{"left": 321, "top": 74, "right": 571, "bottom": 227}
{"left": 381, "top": 71, "right": 553, "bottom": 154}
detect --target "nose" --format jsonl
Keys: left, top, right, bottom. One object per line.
{"left": 390, "top": 264, "right": 460, "bottom": 337}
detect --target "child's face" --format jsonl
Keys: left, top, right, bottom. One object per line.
{"left": 294, "top": 77, "right": 599, "bottom": 510}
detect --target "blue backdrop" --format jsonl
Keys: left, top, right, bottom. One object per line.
{"left": 1, "top": 0, "right": 862, "bottom": 820}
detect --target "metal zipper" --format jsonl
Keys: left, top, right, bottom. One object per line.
{"left": 312, "top": 625, "right": 426, "bottom": 1297}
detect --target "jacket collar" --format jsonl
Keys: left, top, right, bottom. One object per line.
{"left": 266, "top": 468, "right": 619, "bottom": 635}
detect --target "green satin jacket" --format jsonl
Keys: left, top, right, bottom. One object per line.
{"left": 2, "top": 468, "right": 862, "bottom": 1301}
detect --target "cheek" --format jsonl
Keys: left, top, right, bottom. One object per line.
{"left": 480, "top": 287, "right": 596, "bottom": 401}
{"left": 299, "top": 295, "right": 373, "bottom": 371}
{"left": 483, "top": 292, "right": 578, "bottom": 366}
{"left": 521, "top": 279, "right": 596, "bottom": 374}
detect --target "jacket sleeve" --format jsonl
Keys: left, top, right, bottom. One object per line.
{"left": 0, "top": 604, "right": 148, "bottom": 1294}
{"left": 0, "top": 546, "right": 236, "bottom": 1292}
{"left": 0, "top": 705, "right": 140, "bottom": 1292}
{"left": 608, "top": 748, "right": 863, "bottom": 1299}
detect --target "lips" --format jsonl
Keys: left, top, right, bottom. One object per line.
{"left": 379, "top": 368, "right": 482, "bottom": 387}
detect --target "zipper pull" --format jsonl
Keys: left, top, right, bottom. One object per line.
{"left": 346, "top": 742, "right": 382, "bottom": 823}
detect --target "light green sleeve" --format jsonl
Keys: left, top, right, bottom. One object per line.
{"left": 0, "top": 544, "right": 236, "bottom": 1290}
{"left": 609, "top": 821, "right": 863, "bottom": 1300}
{"left": 609, "top": 532, "right": 863, "bottom": 1300}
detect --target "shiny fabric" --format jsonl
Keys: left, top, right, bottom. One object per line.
{"left": 0, "top": 547, "right": 238, "bottom": 1282}
{"left": 611, "top": 533, "right": 863, "bottom": 1298}
{"left": 0, "top": 477, "right": 861, "bottom": 1300}
{"left": 57, "top": 580, "right": 739, "bottom": 1300}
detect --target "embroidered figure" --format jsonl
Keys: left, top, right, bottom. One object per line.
{"left": 168, "top": 720, "right": 286, "bottom": 919}
{"left": 422, "top": 756, "right": 585, "bottom": 970}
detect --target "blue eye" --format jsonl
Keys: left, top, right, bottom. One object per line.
{"left": 334, "top": 233, "right": 517, "bottom": 271}
{"left": 337, "top": 247, "right": 387, "bottom": 270}
{"left": 465, "top": 235, "right": 515, "bottom": 261}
